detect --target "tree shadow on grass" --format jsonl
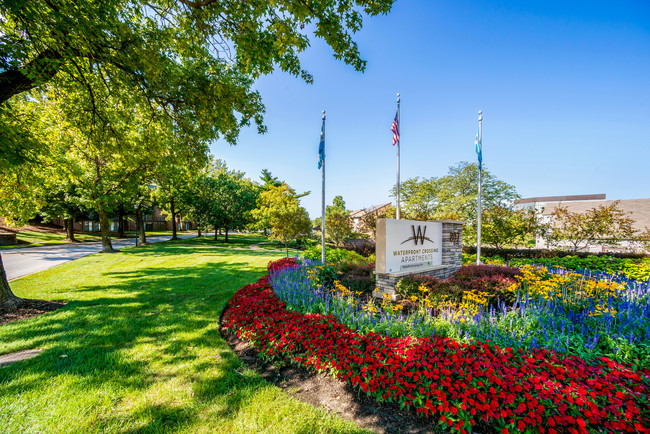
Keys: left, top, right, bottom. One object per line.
{"left": 0, "top": 255, "right": 302, "bottom": 432}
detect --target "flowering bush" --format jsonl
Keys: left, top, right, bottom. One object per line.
{"left": 303, "top": 244, "right": 369, "bottom": 267}
{"left": 464, "top": 253, "right": 650, "bottom": 282}
{"left": 396, "top": 265, "right": 521, "bottom": 306}
{"left": 223, "top": 260, "right": 650, "bottom": 433}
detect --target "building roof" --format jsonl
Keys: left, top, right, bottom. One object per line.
{"left": 542, "top": 198, "right": 650, "bottom": 232}
{"left": 350, "top": 203, "right": 392, "bottom": 219}
{"left": 514, "top": 194, "right": 606, "bottom": 205}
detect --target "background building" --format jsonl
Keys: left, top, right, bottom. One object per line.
{"left": 514, "top": 194, "right": 650, "bottom": 252}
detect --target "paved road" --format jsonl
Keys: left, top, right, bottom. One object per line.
{"left": 2, "top": 234, "right": 197, "bottom": 281}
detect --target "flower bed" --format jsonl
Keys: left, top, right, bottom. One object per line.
{"left": 222, "top": 259, "right": 650, "bottom": 434}
{"left": 273, "top": 260, "right": 650, "bottom": 367}
{"left": 462, "top": 253, "right": 650, "bottom": 282}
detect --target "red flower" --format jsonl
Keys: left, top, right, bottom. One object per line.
{"left": 223, "top": 270, "right": 650, "bottom": 433}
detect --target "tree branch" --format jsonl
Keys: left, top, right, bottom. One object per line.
{"left": 176, "top": 0, "right": 220, "bottom": 8}
{"left": 0, "top": 49, "right": 62, "bottom": 104}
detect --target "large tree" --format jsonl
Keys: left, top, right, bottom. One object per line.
{"left": 153, "top": 148, "right": 207, "bottom": 240}
{"left": 0, "top": 161, "right": 47, "bottom": 309}
{"left": 251, "top": 183, "right": 311, "bottom": 255}
{"left": 1, "top": 0, "right": 394, "bottom": 125}
{"left": 183, "top": 164, "right": 258, "bottom": 242}
{"left": 481, "top": 204, "right": 541, "bottom": 249}
{"left": 31, "top": 80, "right": 189, "bottom": 252}
{"left": 394, "top": 162, "right": 519, "bottom": 244}
{"left": 325, "top": 195, "right": 352, "bottom": 247}
{"left": 0, "top": 0, "right": 395, "bottom": 309}
{"left": 38, "top": 184, "right": 90, "bottom": 242}
{"left": 545, "top": 201, "right": 636, "bottom": 252}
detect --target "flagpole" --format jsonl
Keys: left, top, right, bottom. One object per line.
{"left": 476, "top": 110, "right": 483, "bottom": 265}
{"left": 396, "top": 93, "right": 401, "bottom": 220}
{"left": 321, "top": 110, "right": 326, "bottom": 264}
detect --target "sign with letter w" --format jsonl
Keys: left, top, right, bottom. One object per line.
{"left": 401, "top": 225, "right": 434, "bottom": 245}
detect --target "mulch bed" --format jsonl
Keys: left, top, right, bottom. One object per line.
{"left": 220, "top": 324, "right": 440, "bottom": 434}
{"left": 0, "top": 299, "right": 66, "bottom": 326}
{"left": 0, "top": 221, "right": 64, "bottom": 234}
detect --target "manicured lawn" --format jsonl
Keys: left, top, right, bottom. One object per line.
{"left": 0, "top": 231, "right": 104, "bottom": 249}
{"left": 0, "top": 230, "right": 198, "bottom": 250}
{"left": 0, "top": 235, "right": 361, "bottom": 433}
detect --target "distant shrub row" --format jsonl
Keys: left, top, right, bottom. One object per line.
{"left": 462, "top": 246, "right": 649, "bottom": 260}
{"left": 463, "top": 252, "right": 650, "bottom": 282}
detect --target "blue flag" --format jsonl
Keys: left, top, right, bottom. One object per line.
{"left": 318, "top": 118, "right": 325, "bottom": 169}
{"left": 475, "top": 128, "right": 482, "bottom": 171}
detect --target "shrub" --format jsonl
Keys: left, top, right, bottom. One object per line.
{"left": 316, "top": 264, "right": 339, "bottom": 289}
{"left": 462, "top": 253, "right": 506, "bottom": 266}
{"left": 339, "top": 263, "right": 376, "bottom": 294}
{"left": 463, "top": 246, "right": 649, "bottom": 260}
{"left": 395, "top": 265, "right": 521, "bottom": 305}
{"left": 340, "top": 242, "right": 375, "bottom": 258}
{"left": 302, "top": 245, "right": 371, "bottom": 278}
{"left": 509, "top": 255, "right": 650, "bottom": 282}
{"left": 394, "top": 274, "right": 447, "bottom": 299}
{"left": 447, "top": 265, "right": 521, "bottom": 305}
{"left": 451, "top": 264, "right": 521, "bottom": 282}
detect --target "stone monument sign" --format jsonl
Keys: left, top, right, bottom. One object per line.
{"left": 373, "top": 218, "right": 463, "bottom": 300}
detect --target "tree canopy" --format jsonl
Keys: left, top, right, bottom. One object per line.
{"left": 325, "top": 195, "right": 352, "bottom": 246}
{"left": 0, "top": 0, "right": 395, "bottom": 308}
{"left": 251, "top": 183, "right": 311, "bottom": 254}
{"left": 1, "top": 0, "right": 395, "bottom": 161}
{"left": 545, "top": 201, "right": 636, "bottom": 252}
{"left": 394, "top": 162, "right": 519, "bottom": 243}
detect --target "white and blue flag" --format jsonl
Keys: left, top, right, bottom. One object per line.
{"left": 475, "top": 128, "right": 482, "bottom": 171}
{"left": 318, "top": 118, "right": 325, "bottom": 169}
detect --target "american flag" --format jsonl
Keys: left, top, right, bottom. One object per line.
{"left": 391, "top": 110, "right": 400, "bottom": 146}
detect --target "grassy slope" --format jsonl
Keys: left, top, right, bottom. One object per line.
{"left": 0, "top": 231, "right": 104, "bottom": 249}
{"left": 0, "top": 234, "right": 366, "bottom": 433}
{"left": 0, "top": 230, "right": 200, "bottom": 250}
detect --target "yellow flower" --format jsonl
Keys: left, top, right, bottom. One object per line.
{"left": 410, "top": 295, "right": 418, "bottom": 302}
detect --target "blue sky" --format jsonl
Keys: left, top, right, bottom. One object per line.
{"left": 210, "top": 0, "right": 650, "bottom": 219}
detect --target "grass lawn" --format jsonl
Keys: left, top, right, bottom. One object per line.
{"left": 0, "top": 234, "right": 364, "bottom": 433}
{"left": 0, "top": 231, "right": 105, "bottom": 249}
{"left": 255, "top": 240, "right": 305, "bottom": 252}
{"left": 0, "top": 230, "right": 198, "bottom": 250}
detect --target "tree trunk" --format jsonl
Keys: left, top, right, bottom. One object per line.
{"left": 97, "top": 203, "right": 115, "bottom": 252}
{"left": 118, "top": 208, "right": 125, "bottom": 238}
{"left": 0, "top": 253, "right": 21, "bottom": 310}
{"left": 214, "top": 225, "right": 218, "bottom": 241}
{"left": 171, "top": 198, "right": 178, "bottom": 240}
{"left": 197, "top": 227, "right": 201, "bottom": 237}
{"left": 136, "top": 207, "right": 147, "bottom": 245}
{"left": 65, "top": 218, "right": 76, "bottom": 242}
{"left": 224, "top": 226, "right": 229, "bottom": 243}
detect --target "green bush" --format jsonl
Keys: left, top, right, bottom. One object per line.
{"left": 302, "top": 245, "right": 368, "bottom": 267}
{"left": 462, "top": 246, "right": 648, "bottom": 261}
{"left": 508, "top": 255, "right": 650, "bottom": 282}
{"left": 339, "top": 264, "right": 375, "bottom": 294}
